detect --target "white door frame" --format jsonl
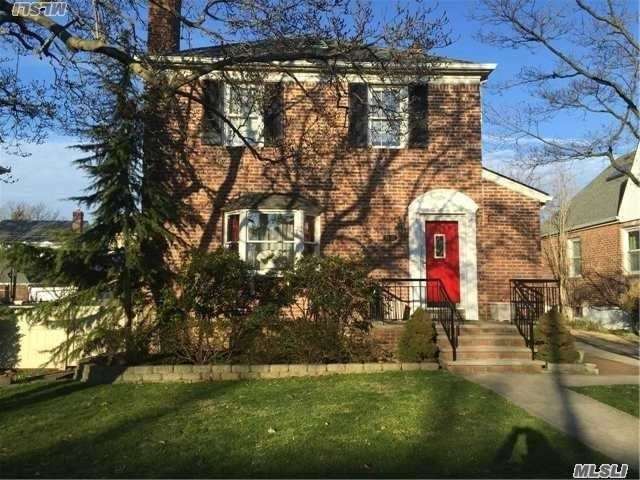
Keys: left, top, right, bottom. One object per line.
{"left": 408, "top": 189, "right": 480, "bottom": 321}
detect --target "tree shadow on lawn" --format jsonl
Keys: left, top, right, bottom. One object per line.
{"left": 0, "top": 380, "right": 244, "bottom": 478}
{"left": 0, "top": 373, "right": 614, "bottom": 479}
{"left": 0, "top": 381, "right": 93, "bottom": 414}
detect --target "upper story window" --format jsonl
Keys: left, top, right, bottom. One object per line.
{"left": 348, "top": 83, "right": 428, "bottom": 149}
{"left": 202, "top": 81, "right": 283, "bottom": 147}
{"left": 568, "top": 238, "right": 582, "bottom": 277}
{"left": 368, "top": 86, "right": 408, "bottom": 148}
{"left": 624, "top": 228, "right": 640, "bottom": 274}
{"left": 226, "top": 85, "right": 263, "bottom": 146}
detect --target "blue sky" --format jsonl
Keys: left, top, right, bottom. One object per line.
{"left": 0, "top": 0, "right": 634, "bottom": 220}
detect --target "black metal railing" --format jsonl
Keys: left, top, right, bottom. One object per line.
{"left": 510, "top": 279, "right": 560, "bottom": 359}
{"left": 372, "top": 278, "right": 462, "bottom": 360}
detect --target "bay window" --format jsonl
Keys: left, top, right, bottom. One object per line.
{"left": 224, "top": 206, "right": 320, "bottom": 272}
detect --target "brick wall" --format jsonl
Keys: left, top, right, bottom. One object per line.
{"left": 166, "top": 80, "right": 544, "bottom": 318}
{"left": 542, "top": 220, "right": 640, "bottom": 306}
{"left": 477, "top": 180, "right": 544, "bottom": 319}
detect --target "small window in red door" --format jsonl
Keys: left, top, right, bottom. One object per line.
{"left": 433, "top": 234, "right": 446, "bottom": 259}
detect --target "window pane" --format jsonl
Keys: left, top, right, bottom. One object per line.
{"left": 304, "top": 215, "right": 315, "bottom": 243}
{"left": 247, "top": 211, "right": 265, "bottom": 240}
{"left": 370, "top": 88, "right": 404, "bottom": 119}
{"left": 572, "top": 240, "right": 581, "bottom": 258}
{"left": 630, "top": 251, "right": 640, "bottom": 272}
{"left": 228, "top": 87, "right": 257, "bottom": 117}
{"left": 247, "top": 212, "right": 294, "bottom": 241}
{"left": 629, "top": 231, "right": 639, "bottom": 251}
{"left": 370, "top": 119, "right": 402, "bottom": 147}
{"left": 434, "top": 235, "right": 445, "bottom": 259}
{"left": 226, "top": 214, "right": 240, "bottom": 242}
{"left": 573, "top": 257, "right": 582, "bottom": 276}
{"left": 303, "top": 243, "right": 316, "bottom": 256}
{"left": 246, "top": 242, "right": 294, "bottom": 270}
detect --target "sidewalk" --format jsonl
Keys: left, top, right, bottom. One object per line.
{"left": 465, "top": 373, "right": 639, "bottom": 469}
{"left": 571, "top": 329, "right": 639, "bottom": 359}
{"left": 575, "top": 336, "right": 640, "bottom": 375}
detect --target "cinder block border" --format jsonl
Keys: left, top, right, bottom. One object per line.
{"left": 544, "top": 362, "right": 599, "bottom": 375}
{"left": 77, "top": 362, "right": 439, "bottom": 384}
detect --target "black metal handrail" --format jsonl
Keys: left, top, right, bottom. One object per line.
{"left": 371, "top": 278, "right": 462, "bottom": 360}
{"left": 510, "top": 279, "right": 560, "bottom": 359}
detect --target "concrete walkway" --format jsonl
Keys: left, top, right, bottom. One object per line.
{"left": 571, "top": 329, "right": 639, "bottom": 359}
{"left": 465, "top": 372, "right": 640, "bottom": 469}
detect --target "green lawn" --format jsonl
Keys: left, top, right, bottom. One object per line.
{"left": 0, "top": 371, "right": 610, "bottom": 478}
{"left": 570, "top": 384, "right": 639, "bottom": 418}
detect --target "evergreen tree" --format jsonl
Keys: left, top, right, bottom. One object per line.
{"left": 2, "top": 60, "right": 175, "bottom": 364}
{"left": 534, "top": 307, "right": 579, "bottom": 364}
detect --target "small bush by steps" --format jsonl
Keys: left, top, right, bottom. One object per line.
{"left": 397, "top": 308, "right": 438, "bottom": 361}
{"left": 535, "top": 307, "right": 579, "bottom": 364}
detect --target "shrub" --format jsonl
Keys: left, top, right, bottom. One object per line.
{"left": 619, "top": 281, "right": 640, "bottom": 333}
{"left": 534, "top": 307, "right": 579, "bottom": 363}
{"left": 0, "top": 306, "right": 21, "bottom": 370}
{"left": 282, "top": 255, "right": 376, "bottom": 363}
{"left": 396, "top": 308, "right": 438, "bottom": 361}
{"left": 161, "top": 248, "right": 256, "bottom": 364}
{"left": 241, "top": 255, "right": 377, "bottom": 363}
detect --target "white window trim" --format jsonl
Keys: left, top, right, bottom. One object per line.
{"left": 433, "top": 234, "right": 446, "bottom": 259}
{"left": 224, "top": 209, "right": 320, "bottom": 273}
{"left": 368, "top": 85, "right": 408, "bottom": 149}
{"left": 621, "top": 226, "right": 640, "bottom": 275}
{"left": 568, "top": 238, "right": 582, "bottom": 278}
{"left": 224, "top": 84, "right": 264, "bottom": 147}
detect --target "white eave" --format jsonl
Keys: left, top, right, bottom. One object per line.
{"left": 482, "top": 168, "right": 552, "bottom": 204}
{"left": 152, "top": 54, "right": 497, "bottom": 80}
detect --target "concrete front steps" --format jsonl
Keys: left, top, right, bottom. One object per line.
{"left": 437, "top": 322, "right": 545, "bottom": 374}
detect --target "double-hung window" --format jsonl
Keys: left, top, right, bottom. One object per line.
{"left": 625, "top": 229, "right": 640, "bottom": 274}
{"left": 226, "top": 85, "right": 263, "bottom": 146}
{"left": 368, "top": 86, "right": 408, "bottom": 148}
{"left": 246, "top": 211, "right": 295, "bottom": 271}
{"left": 203, "top": 81, "right": 283, "bottom": 146}
{"left": 568, "top": 239, "right": 582, "bottom": 277}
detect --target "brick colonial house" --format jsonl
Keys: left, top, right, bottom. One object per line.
{"left": 542, "top": 148, "right": 640, "bottom": 327}
{"left": 148, "top": 4, "right": 552, "bottom": 329}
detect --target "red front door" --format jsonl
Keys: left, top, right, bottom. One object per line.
{"left": 426, "top": 221, "right": 461, "bottom": 303}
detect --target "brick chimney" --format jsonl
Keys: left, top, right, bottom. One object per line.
{"left": 72, "top": 209, "right": 84, "bottom": 233}
{"left": 148, "top": 0, "right": 182, "bottom": 54}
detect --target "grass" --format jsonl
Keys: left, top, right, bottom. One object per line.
{"left": 570, "top": 384, "right": 639, "bottom": 418}
{"left": 0, "top": 371, "right": 611, "bottom": 478}
{"left": 570, "top": 318, "right": 639, "bottom": 342}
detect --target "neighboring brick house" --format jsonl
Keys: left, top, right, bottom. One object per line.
{"left": 150, "top": 10, "right": 551, "bottom": 324}
{"left": 542, "top": 148, "right": 640, "bottom": 326}
{"left": 0, "top": 210, "right": 84, "bottom": 303}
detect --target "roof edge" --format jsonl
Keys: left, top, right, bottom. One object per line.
{"left": 541, "top": 217, "right": 619, "bottom": 237}
{"left": 152, "top": 55, "right": 496, "bottom": 79}
{"left": 481, "top": 168, "right": 552, "bottom": 203}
